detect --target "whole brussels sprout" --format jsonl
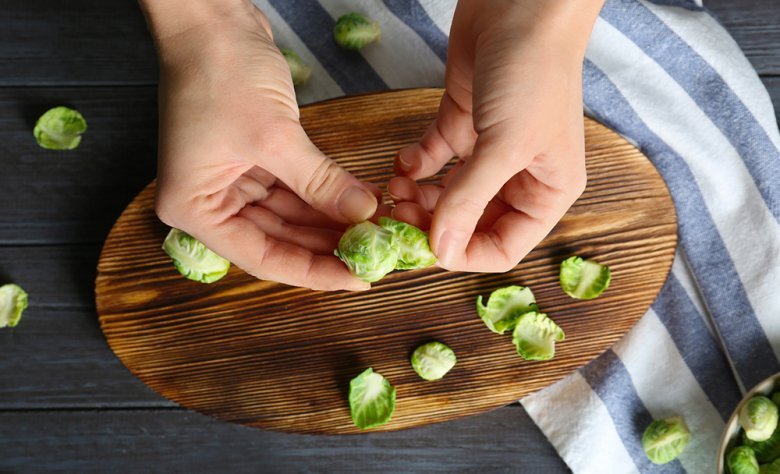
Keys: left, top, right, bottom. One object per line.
{"left": 333, "top": 13, "right": 381, "bottom": 50}
{"left": 334, "top": 221, "right": 398, "bottom": 283}
{"left": 641, "top": 416, "right": 691, "bottom": 464}
{"left": 741, "top": 396, "right": 780, "bottom": 442}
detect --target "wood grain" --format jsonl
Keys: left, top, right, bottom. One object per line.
{"left": 96, "top": 88, "right": 677, "bottom": 434}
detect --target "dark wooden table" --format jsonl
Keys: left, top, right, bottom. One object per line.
{"left": 1, "top": 1, "right": 777, "bottom": 472}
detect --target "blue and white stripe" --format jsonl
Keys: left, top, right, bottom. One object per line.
{"left": 253, "top": 0, "right": 780, "bottom": 471}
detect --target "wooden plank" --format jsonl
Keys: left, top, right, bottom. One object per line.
{"left": 0, "top": 407, "right": 569, "bottom": 473}
{"left": 707, "top": 0, "right": 780, "bottom": 75}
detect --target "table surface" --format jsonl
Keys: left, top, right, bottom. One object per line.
{"left": 1, "top": 1, "right": 777, "bottom": 472}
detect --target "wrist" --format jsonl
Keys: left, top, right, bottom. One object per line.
{"left": 138, "top": 0, "right": 248, "bottom": 43}
{"left": 520, "top": 0, "right": 605, "bottom": 55}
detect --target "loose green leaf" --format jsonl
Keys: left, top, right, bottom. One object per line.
{"left": 476, "top": 286, "right": 538, "bottom": 334}
{"left": 0, "top": 284, "right": 28, "bottom": 329}
{"left": 349, "top": 368, "right": 396, "bottom": 430}
{"left": 642, "top": 416, "right": 691, "bottom": 464}
{"left": 410, "top": 342, "right": 457, "bottom": 381}
{"left": 333, "top": 13, "right": 381, "bottom": 50}
{"left": 511, "top": 312, "right": 565, "bottom": 361}
{"left": 559, "top": 256, "right": 611, "bottom": 300}
{"left": 33, "top": 106, "right": 87, "bottom": 150}
{"left": 162, "top": 228, "right": 230, "bottom": 284}
{"left": 335, "top": 221, "right": 399, "bottom": 282}
{"left": 741, "top": 396, "right": 780, "bottom": 442}
{"left": 728, "top": 446, "right": 760, "bottom": 474}
{"left": 379, "top": 217, "right": 437, "bottom": 270}
{"left": 281, "top": 49, "right": 312, "bottom": 87}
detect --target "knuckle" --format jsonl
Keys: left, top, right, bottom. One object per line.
{"left": 303, "top": 159, "right": 344, "bottom": 203}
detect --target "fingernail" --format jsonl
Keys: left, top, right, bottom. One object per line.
{"left": 397, "top": 153, "right": 413, "bottom": 172}
{"left": 338, "top": 186, "right": 377, "bottom": 222}
{"left": 435, "top": 230, "right": 467, "bottom": 267}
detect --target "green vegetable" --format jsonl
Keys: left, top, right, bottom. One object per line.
{"left": 512, "top": 312, "right": 565, "bottom": 361}
{"left": 743, "top": 424, "right": 780, "bottom": 464}
{"left": 335, "top": 221, "right": 399, "bottom": 282}
{"left": 741, "top": 396, "right": 779, "bottom": 442}
{"left": 764, "top": 459, "right": 780, "bottom": 474}
{"left": 410, "top": 342, "right": 457, "bottom": 381}
{"left": 162, "top": 228, "right": 230, "bottom": 284}
{"left": 349, "top": 368, "right": 396, "bottom": 429}
{"left": 333, "top": 13, "right": 381, "bottom": 50}
{"left": 33, "top": 106, "right": 87, "bottom": 150}
{"left": 379, "top": 217, "right": 437, "bottom": 270}
{"left": 728, "top": 446, "right": 760, "bottom": 474}
{"left": 772, "top": 392, "right": 780, "bottom": 408}
{"left": 641, "top": 416, "right": 691, "bottom": 464}
{"left": 281, "top": 49, "right": 312, "bottom": 87}
{"left": 476, "top": 286, "right": 538, "bottom": 334}
{"left": 0, "top": 284, "right": 28, "bottom": 329}
{"left": 559, "top": 256, "right": 611, "bottom": 300}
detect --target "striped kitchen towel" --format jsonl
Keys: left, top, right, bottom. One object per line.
{"left": 253, "top": 0, "right": 780, "bottom": 472}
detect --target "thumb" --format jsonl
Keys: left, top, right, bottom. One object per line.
{"left": 260, "top": 127, "right": 377, "bottom": 224}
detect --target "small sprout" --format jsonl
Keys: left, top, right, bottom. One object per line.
{"left": 33, "top": 106, "right": 87, "bottom": 150}
{"left": 476, "top": 286, "right": 538, "bottom": 335}
{"left": 0, "top": 284, "right": 29, "bottom": 329}
{"left": 512, "top": 312, "right": 564, "bottom": 361}
{"left": 559, "top": 256, "right": 611, "bottom": 300}
{"left": 410, "top": 342, "right": 457, "bottom": 381}
{"left": 741, "top": 396, "right": 780, "bottom": 442}
{"left": 379, "top": 217, "right": 437, "bottom": 270}
{"left": 333, "top": 13, "right": 381, "bottom": 50}
{"left": 727, "top": 446, "right": 760, "bottom": 474}
{"left": 281, "top": 49, "right": 312, "bottom": 87}
{"left": 642, "top": 416, "right": 691, "bottom": 464}
{"left": 335, "top": 221, "right": 398, "bottom": 283}
{"left": 743, "top": 425, "right": 780, "bottom": 464}
{"left": 162, "top": 228, "right": 230, "bottom": 284}
{"left": 349, "top": 368, "right": 396, "bottom": 430}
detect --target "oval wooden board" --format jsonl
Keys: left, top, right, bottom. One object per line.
{"left": 96, "top": 88, "right": 677, "bottom": 435}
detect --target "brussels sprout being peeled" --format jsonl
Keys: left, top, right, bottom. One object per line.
{"left": 727, "top": 446, "right": 760, "bottom": 474}
{"left": 641, "top": 416, "right": 691, "bottom": 464}
{"left": 476, "top": 286, "right": 538, "bottom": 334}
{"left": 559, "top": 256, "right": 611, "bottom": 300}
{"left": 335, "top": 221, "right": 398, "bottom": 283}
{"left": 34, "top": 106, "right": 87, "bottom": 150}
{"left": 349, "top": 368, "right": 396, "bottom": 430}
{"left": 378, "top": 217, "right": 437, "bottom": 270}
{"left": 333, "top": 13, "right": 381, "bottom": 50}
{"left": 741, "top": 396, "right": 780, "bottom": 442}
{"left": 512, "top": 312, "right": 565, "bottom": 361}
{"left": 0, "top": 284, "right": 28, "bottom": 329}
{"left": 162, "top": 228, "right": 230, "bottom": 284}
{"left": 410, "top": 342, "right": 457, "bottom": 381}
{"left": 281, "top": 49, "right": 312, "bottom": 87}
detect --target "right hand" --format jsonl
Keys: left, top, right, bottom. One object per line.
{"left": 150, "top": 0, "right": 378, "bottom": 291}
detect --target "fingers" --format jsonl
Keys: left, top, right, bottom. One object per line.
{"left": 259, "top": 188, "right": 347, "bottom": 231}
{"left": 390, "top": 202, "right": 431, "bottom": 230}
{"left": 388, "top": 177, "right": 441, "bottom": 212}
{"left": 239, "top": 205, "right": 342, "bottom": 255}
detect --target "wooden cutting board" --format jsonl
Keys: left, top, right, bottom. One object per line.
{"left": 96, "top": 88, "right": 677, "bottom": 435}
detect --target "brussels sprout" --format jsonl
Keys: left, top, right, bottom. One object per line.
{"left": 559, "top": 256, "right": 611, "bottom": 300}
{"left": 349, "top": 368, "right": 396, "bottom": 429}
{"left": 378, "top": 217, "right": 437, "bottom": 270}
{"left": 476, "top": 286, "right": 538, "bottom": 334}
{"left": 280, "top": 49, "right": 312, "bottom": 87}
{"left": 741, "top": 396, "right": 780, "bottom": 442}
{"left": 764, "top": 459, "right": 780, "bottom": 474}
{"left": 33, "top": 106, "right": 87, "bottom": 150}
{"left": 641, "top": 416, "right": 691, "bottom": 464}
{"left": 743, "top": 424, "right": 780, "bottom": 464}
{"left": 728, "top": 446, "right": 760, "bottom": 474}
{"left": 410, "top": 342, "right": 457, "bottom": 381}
{"left": 162, "top": 228, "right": 230, "bottom": 284}
{"left": 512, "top": 312, "right": 565, "bottom": 361}
{"left": 0, "top": 284, "right": 28, "bottom": 329}
{"left": 333, "top": 13, "right": 381, "bottom": 50}
{"left": 335, "top": 221, "right": 399, "bottom": 283}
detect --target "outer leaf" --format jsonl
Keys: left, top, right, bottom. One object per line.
{"left": 511, "top": 312, "right": 565, "bottom": 361}
{"left": 741, "top": 396, "right": 780, "bottom": 442}
{"left": 349, "top": 368, "right": 396, "bottom": 430}
{"left": 0, "top": 284, "right": 29, "bottom": 329}
{"left": 33, "top": 106, "right": 87, "bottom": 150}
{"left": 335, "top": 221, "right": 399, "bottom": 282}
{"left": 333, "top": 13, "right": 381, "bottom": 50}
{"left": 728, "top": 446, "right": 760, "bottom": 474}
{"left": 162, "top": 228, "right": 230, "bottom": 284}
{"left": 476, "top": 286, "right": 538, "bottom": 334}
{"left": 410, "top": 342, "right": 457, "bottom": 381}
{"left": 281, "top": 49, "right": 312, "bottom": 87}
{"left": 641, "top": 416, "right": 691, "bottom": 464}
{"left": 559, "top": 256, "right": 611, "bottom": 300}
{"left": 379, "top": 217, "right": 437, "bottom": 270}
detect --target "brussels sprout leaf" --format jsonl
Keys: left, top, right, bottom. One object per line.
{"left": 349, "top": 368, "right": 396, "bottom": 429}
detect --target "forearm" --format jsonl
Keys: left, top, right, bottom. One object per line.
{"left": 137, "top": 0, "right": 247, "bottom": 42}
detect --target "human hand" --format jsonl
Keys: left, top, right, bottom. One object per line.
{"left": 390, "top": 0, "right": 603, "bottom": 272}
{"left": 143, "top": 0, "right": 379, "bottom": 290}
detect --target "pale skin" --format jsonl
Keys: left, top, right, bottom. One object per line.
{"left": 139, "top": 0, "right": 604, "bottom": 291}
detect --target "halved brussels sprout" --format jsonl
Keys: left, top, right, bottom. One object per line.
{"left": 281, "top": 49, "right": 312, "bottom": 87}
{"left": 410, "top": 341, "right": 457, "bottom": 381}
{"left": 741, "top": 396, "right": 780, "bottom": 442}
{"left": 349, "top": 368, "right": 396, "bottom": 430}
{"left": 728, "top": 446, "right": 760, "bottom": 474}
{"left": 379, "top": 217, "right": 437, "bottom": 270}
{"left": 476, "top": 286, "right": 538, "bottom": 334}
{"left": 333, "top": 13, "right": 381, "bottom": 50}
{"left": 34, "top": 106, "right": 87, "bottom": 150}
{"left": 512, "top": 312, "right": 565, "bottom": 361}
{"left": 641, "top": 416, "right": 691, "bottom": 464}
{"left": 162, "top": 228, "right": 230, "bottom": 284}
{"left": 335, "top": 221, "right": 399, "bottom": 282}
{"left": 0, "top": 284, "right": 29, "bottom": 329}
{"left": 559, "top": 256, "right": 611, "bottom": 300}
